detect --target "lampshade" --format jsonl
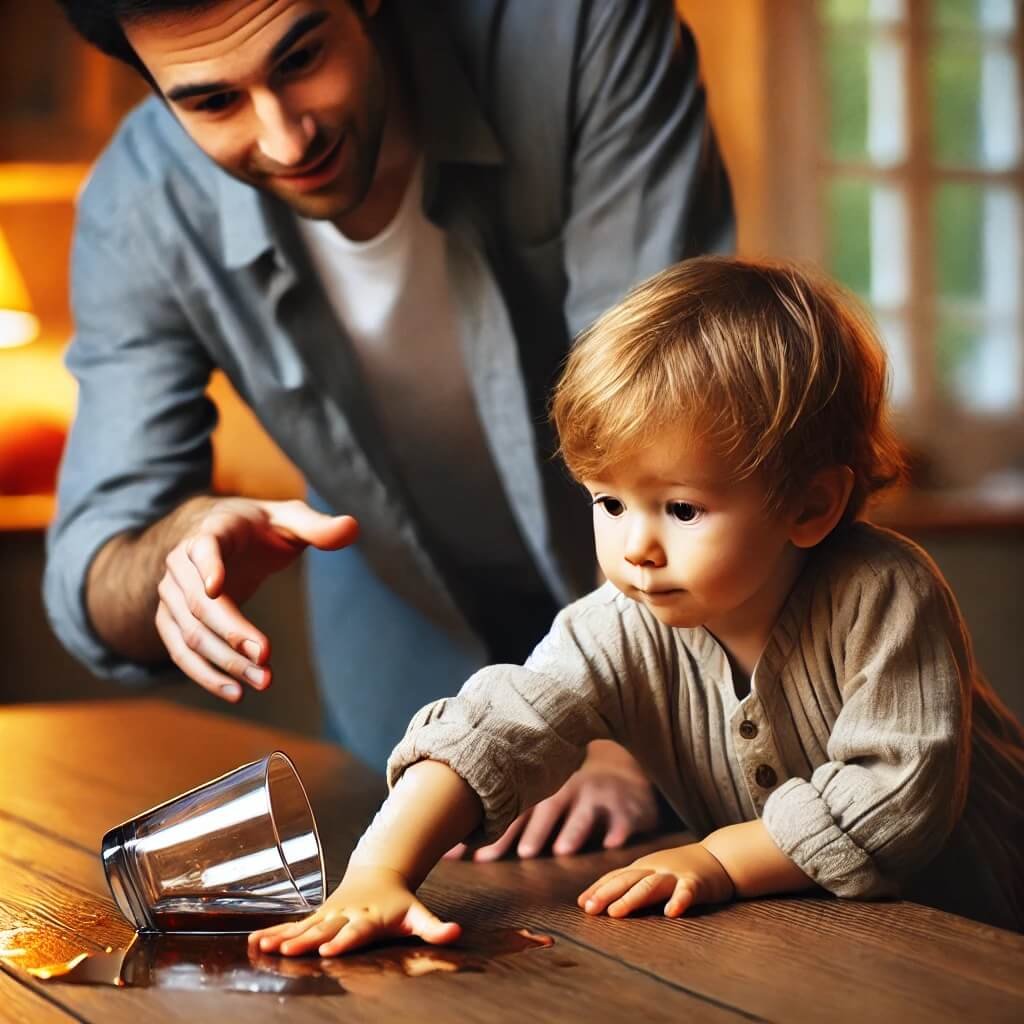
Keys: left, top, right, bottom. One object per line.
{"left": 0, "top": 225, "right": 39, "bottom": 349}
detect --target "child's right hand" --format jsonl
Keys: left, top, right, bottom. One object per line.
{"left": 247, "top": 865, "right": 461, "bottom": 957}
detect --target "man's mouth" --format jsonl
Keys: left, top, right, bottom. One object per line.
{"left": 268, "top": 134, "right": 346, "bottom": 192}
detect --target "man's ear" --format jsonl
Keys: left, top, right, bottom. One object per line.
{"left": 788, "top": 466, "right": 855, "bottom": 549}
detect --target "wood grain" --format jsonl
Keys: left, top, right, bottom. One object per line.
{"left": 1, "top": 698, "right": 1021, "bottom": 1023}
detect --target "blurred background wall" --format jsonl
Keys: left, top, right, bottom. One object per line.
{"left": 1, "top": 0, "right": 1022, "bottom": 738}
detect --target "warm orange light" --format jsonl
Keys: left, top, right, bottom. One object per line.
{"left": 0, "top": 226, "right": 38, "bottom": 349}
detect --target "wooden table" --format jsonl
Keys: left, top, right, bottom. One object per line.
{"left": 1, "top": 699, "right": 1021, "bottom": 1022}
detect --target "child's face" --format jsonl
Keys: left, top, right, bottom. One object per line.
{"left": 584, "top": 432, "right": 804, "bottom": 648}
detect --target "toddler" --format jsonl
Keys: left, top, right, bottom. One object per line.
{"left": 253, "top": 257, "right": 1024, "bottom": 955}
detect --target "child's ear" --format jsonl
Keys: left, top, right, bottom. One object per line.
{"left": 788, "top": 466, "right": 855, "bottom": 549}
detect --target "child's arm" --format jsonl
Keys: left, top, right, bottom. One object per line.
{"left": 578, "top": 820, "right": 813, "bottom": 919}
{"left": 249, "top": 760, "right": 482, "bottom": 957}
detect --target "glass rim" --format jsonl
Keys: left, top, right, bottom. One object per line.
{"left": 263, "top": 750, "right": 325, "bottom": 911}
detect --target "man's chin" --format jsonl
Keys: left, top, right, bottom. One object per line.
{"left": 269, "top": 186, "right": 359, "bottom": 222}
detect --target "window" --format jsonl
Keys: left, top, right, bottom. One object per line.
{"left": 818, "top": 0, "right": 1024, "bottom": 490}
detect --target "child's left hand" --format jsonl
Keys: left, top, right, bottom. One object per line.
{"left": 578, "top": 843, "right": 735, "bottom": 918}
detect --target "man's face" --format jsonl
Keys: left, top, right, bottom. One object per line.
{"left": 125, "top": 0, "right": 388, "bottom": 221}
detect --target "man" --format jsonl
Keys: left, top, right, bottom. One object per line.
{"left": 48, "top": 0, "right": 734, "bottom": 860}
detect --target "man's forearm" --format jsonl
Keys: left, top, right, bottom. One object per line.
{"left": 85, "top": 494, "right": 219, "bottom": 663}
{"left": 700, "top": 819, "right": 816, "bottom": 899}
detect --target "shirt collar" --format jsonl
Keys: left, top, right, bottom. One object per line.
{"left": 217, "top": 0, "right": 503, "bottom": 270}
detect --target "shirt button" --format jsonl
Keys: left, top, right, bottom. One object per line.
{"left": 739, "top": 720, "right": 758, "bottom": 740}
{"left": 755, "top": 764, "right": 778, "bottom": 789}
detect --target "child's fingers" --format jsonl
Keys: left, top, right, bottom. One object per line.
{"left": 278, "top": 913, "right": 350, "bottom": 956}
{"left": 607, "top": 872, "right": 676, "bottom": 918}
{"left": 579, "top": 868, "right": 650, "bottom": 915}
{"left": 249, "top": 911, "right": 324, "bottom": 952}
{"left": 664, "top": 877, "right": 697, "bottom": 918}
{"left": 404, "top": 899, "right": 462, "bottom": 946}
{"left": 318, "top": 916, "right": 379, "bottom": 956}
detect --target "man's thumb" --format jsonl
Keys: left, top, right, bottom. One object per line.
{"left": 263, "top": 500, "right": 360, "bottom": 551}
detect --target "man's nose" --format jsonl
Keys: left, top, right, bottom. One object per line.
{"left": 623, "top": 517, "right": 666, "bottom": 568}
{"left": 253, "top": 91, "right": 314, "bottom": 167}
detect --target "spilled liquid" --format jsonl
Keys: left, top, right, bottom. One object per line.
{"left": 10, "top": 927, "right": 556, "bottom": 996}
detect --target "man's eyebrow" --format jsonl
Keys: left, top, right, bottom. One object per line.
{"left": 269, "top": 9, "right": 328, "bottom": 63}
{"left": 164, "top": 10, "right": 330, "bottom": 104}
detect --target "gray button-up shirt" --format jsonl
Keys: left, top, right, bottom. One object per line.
{"left": 45, "top": 0, "right": 734, "bottom": 682}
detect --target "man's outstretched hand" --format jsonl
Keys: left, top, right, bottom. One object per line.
{"left": 444, "top": 740, "right": 659, "bottom": 862}
{"left": 155, "top": 498, "right": 358, "bottom": 701}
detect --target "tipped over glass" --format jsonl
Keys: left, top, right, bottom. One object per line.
{"left": 101, "top": 752, "right": 324, "bottom": 934}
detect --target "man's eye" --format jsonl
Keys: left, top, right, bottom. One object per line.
{"left": 669, "top": 501, "right": 702, "bottom": 523}
{"left": 278, "top": 43, "right": 321, "bottom": 76}
{"left": 195, "top": 91, "right": 239, "bottom": 114}
{"left": 593, "top": 496, "right": 625, "bottom": 518}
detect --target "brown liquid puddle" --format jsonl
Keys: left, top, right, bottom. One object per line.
{"left": 13, "top": 927, "right": 556, "bottom": 996}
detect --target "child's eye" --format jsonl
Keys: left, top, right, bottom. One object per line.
{"left": 592, "top": 496, "right": 625, "bottom": 518}
{"left": 668, "top": 501, "right": 702, "bottom": 523}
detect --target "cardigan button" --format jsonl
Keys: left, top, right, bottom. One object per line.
{"left": 755, "top": 764, "right": 778, "bottom": 789}
{"left": 739, "top": 720, "right": 758, "bottom": 740}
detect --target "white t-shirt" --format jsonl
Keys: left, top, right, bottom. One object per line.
{"left": 296, "top": 161, "right": 533, "bottom": 582}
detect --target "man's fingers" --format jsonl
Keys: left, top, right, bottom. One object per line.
{"left": 165, "top": 547, "right": 270, "bottom": 666}
{"left": 185, "top": 532, "right": 228, "bottom": 598}
{"left": 442, "top": 842, "right": 468, "bottom": 860}
{"left": 157, "top": 578, "right": 270, "bottom": 689}
{"left": 552, "top": 801, "right": 598, "bottom": 857}
{"left": 602, "top": 808, "right": 637, "bottom": 850}
{"left": 403, "top": 901, "right": 461, "bottom": 946}
{"left": 262, "top": 501, "right": 360, "bottom": 551}
{"left": 473, "top": 813, "right": 527, "bottom": 862}
{"left": 516, "top": 796, "right": 569, "bottom": 858}
{"left": 156, "top": 603, "right": 243, "bottom": 701}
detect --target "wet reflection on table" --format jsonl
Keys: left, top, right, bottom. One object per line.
{"left": 7, "top": 926, "right": 556, "bottom": 996}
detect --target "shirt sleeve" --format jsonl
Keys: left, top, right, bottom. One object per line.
{"left": 43, "top": 204, "right": 217, "bottom": 682}
{"left": 761, "top": 545, "right": 973, "bottom": 899}
{"left": 563, "top": 0, "right": 735, "bottom": 335}
{"left": 386, "top": 585, "right": 657, "bottom": 844}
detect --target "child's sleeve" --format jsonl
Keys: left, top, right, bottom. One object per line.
{"left": 385, "top": 585, "right": 658, "bottom": 845}
{"left": 761, "top": 548, "right": 973, "bottom": 899}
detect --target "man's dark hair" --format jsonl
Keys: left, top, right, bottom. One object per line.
{"left": 55, "top": 2, "right": 220, "bottom": 85}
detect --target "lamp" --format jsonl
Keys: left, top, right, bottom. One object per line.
{"left": 0, "top": 225, "right": 39, "bottom": 349}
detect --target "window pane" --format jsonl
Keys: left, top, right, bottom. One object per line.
{"left": 935, "top": 185, "right": 1020, "bottom": 309}
{"left": 827, "top": 32, "right": 869, "bottom": 160}
{"left": 868, "top": 36, "right": 907, "bottom": 165}
{"left": 829, "top": 179, "right": 908, "bottom": 305}
{"left": 827, "top": 31, "right": 907, "bottom": 164}
{"left": 937, "top": 317, "right": 1020, "bottom": 411}
{"left": 934, "top": 0, "right": 1016, "bottom": 32}
{"left": 824, "top": 0, "right": 904, "bottom": 24}
{"left": 876, "top": 315, "right": 912, "bottom": 407}
{"left": 931, "top": 38, "right": 1020, "bottom": 168}
{"left": 828, "top": 179, "right": 871, "bottom": 293}
{"left": 934, "top": 188, "right": 1021, "bottom": 411}
{"left": 935, "top": 184, "right": 984, "bottom": 300}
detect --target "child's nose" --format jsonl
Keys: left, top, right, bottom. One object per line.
{"left": 623, "top": 519, "right": 667, "bottom": 568}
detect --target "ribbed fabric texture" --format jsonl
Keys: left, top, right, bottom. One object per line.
{"left": 388, "top": 523, "right": 1024, "bottom": 930}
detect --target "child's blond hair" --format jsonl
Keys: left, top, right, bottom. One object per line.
{"left": 552, "top": 256, "right": 907, "bottom": 523}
